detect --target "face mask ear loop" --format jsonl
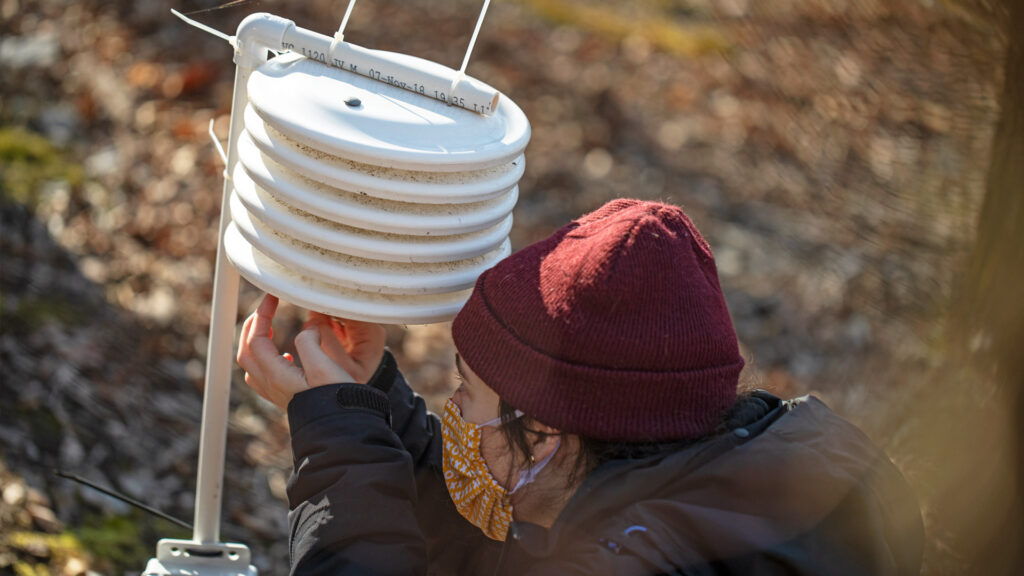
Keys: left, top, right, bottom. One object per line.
{"left": 481, "top": 409, "right": 524, "bottom": 428}
{"left": 510, "top": 438, "right": 561, "bottom": 494}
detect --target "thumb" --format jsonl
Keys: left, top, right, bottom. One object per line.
{"left": 295, "top": 327, "right": 354, "bottom": 387}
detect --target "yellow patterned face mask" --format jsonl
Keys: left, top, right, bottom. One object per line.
{"left": 441, "top": 399, "right": 559, "bottom": 541}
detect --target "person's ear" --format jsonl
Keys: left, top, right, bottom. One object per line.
{"left": 528, "top": 421, "right": 561, "bottom": 463}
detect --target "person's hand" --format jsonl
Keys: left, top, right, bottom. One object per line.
{"left": 303, "top": 311, "right": 386, "bottom": 384}
{"left": 237, "top": 295, "right": 355, "bottom": 411}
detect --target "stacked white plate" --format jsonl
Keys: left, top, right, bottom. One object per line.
{"left": 225, "top": 52, "right": 531, "bottom": 324}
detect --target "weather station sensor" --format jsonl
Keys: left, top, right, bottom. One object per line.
{"left": 143, "top": 2, "right": 529, "bottom": 573}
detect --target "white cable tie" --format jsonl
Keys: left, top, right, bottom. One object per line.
{"left": 170, "top": 9, "right": 236, "bottom": 49}
{"left": 330, "top": 31, "right": 345, "bottom": 61}
{"left": 208, "top": 119, "right": 229, "bottom": 167}
{"left": 447, "top": 0, "right": 490, "bottom": 107}
{"left": 459, "top": 0, "right": 491, "bottom": 74}
{"left": 336, "top": 0, "right": 359, "bottom": 40}
{"left": 449, "top": 71, "right": 466, "bottom": 106}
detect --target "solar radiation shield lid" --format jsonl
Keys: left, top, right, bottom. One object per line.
{"left": 246, "top": 52, "right": 531, "bottom": 172}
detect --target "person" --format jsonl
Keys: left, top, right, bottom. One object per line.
{"left": 237, "top": 199, "right": 924, "bottom": 575}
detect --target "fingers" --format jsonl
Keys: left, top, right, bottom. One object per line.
{"left": 238, "top": 298, "right": 385, "bottom": 410}
{"left": 300, "top": 314, "right": 364, "bottom": 380}
{"left": 294, "top": 327, "right": 354, "bottom": 387}
{"left": 339, "top": 319, "right": 386, "bottom": 379}
{"left": 237, "top": 294, "right": 307, "bottom": 411}
{"left": 307, "top": 311, "right": 333, "bottom": 325}
{"left": 237, "top": 294, "right": 280, "bottom": 378}
{"left": 316, "top": 322, "right": 359, "bottom": 374}
{"left": 306, "top": 314, "right": 386, "bottom": 383}
{"left": 253, "top": 294, "right": 279, "bottom": 338}
{"left": 248, "top": 333, "right": 304, "bottom": 394}
{"left": 237, "top": 307, "right": 263, "bottom": 382}
{"left": 301, "top": 311, "right": 330, "bottom": 332}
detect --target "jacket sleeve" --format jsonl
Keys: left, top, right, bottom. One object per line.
{"left": 370, "top": 351, "right": 506, "bottom": 573}
{"left": 286, "top": 383, "right": 427, "bottom": 576}
{"left": 367, "top": 350, "right": 442, "bottom": 473}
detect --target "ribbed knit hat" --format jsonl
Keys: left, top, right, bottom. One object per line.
{"left": 452, "top": 199, "right": 744, "bottom": 441}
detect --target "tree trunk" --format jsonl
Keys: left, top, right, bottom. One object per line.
{"left": 955, "top": 0, "right": 1024, "bottom": 573}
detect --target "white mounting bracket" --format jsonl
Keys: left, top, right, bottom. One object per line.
{"left": 142, "top": 539, "right": 257, "bottom": 576}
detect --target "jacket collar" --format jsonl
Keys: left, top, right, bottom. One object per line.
{"left": 508, "top": 391, "right": 787, "bottom": 559}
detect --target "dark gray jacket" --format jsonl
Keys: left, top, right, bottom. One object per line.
{"left": 285, "top": 352, "right": 923, "bottom": 575}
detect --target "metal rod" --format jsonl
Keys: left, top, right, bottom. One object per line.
{"left": 209, "top": 119, "right": 228, "bottom": 166}
{"left": 192, "top": 62, "right": 253, "bottom": 544}
{"left": 55, "top": 470, "right": 193, "bottom": 530}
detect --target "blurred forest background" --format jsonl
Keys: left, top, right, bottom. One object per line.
{"left": 1, "top": 0, "right": 1021, "bottom": 574}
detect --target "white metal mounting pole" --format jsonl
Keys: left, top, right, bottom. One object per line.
{"left": 191, "top": 11, "right": 292, "bottom": 546}
{"left": 192, "top": 64, "right": 246, "bottom": 544}
{"left": 145, "top": 13, "right": 293, "bottom": 576}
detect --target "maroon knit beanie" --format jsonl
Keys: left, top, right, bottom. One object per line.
{"left": 452, "top": 199, "right": 744, "bottom": 441}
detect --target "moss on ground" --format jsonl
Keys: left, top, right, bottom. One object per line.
{"left": 2, "top": 513, "right": 191, "bottom": 575}
{"left": 0, "top": 126, "right": 83, "bottom": 209}
{"left": 6, "top": 531, "right": 88, "bottom": 576}
{"left": 521, "top": 0, "right": 731, "bottom": 57}
{"left": 74, "top": 513, "right": 157, "bottom": 572}
{"left": 3, "top": 292, "right": 86, "bottom": 330}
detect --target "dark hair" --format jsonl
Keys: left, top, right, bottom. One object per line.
{"left": 497, "top": 381, "right": 759, "bottom": 489}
